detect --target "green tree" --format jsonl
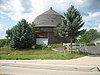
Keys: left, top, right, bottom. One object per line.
{"left": 0, "top": 39, "right": 5, "bottom": 47}
{"left": 31, "top": 22, "right": 36, "bottom": 44}
{"left": 6, "top": 26, "right": 18, "bottom": 45}
{"left": 6, "top": 29, "right": 12, "bottom": 39}
{"left": 55, "top": 5, "right": 85, "bottom": 51}
{"left": 54, "top": 20, "right": 69, "bottom": 44}
{"left": 79, "top": 29, "right": 100, "bottom": 43}
{"left": 10, "top": 19, "right": 35, "bottom": 49}
{"left": 31, "top": 22, "right": 36, "bottom": 35}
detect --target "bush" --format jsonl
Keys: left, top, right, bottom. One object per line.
{"left": 85, "top": 42, "right": 95, "bottom": 46}
{"left": 35, "top": 45, "right": 52, "bottom": 50}
{"left": 35, "top": 45, "right": 42, "bottom": 49}
{"left": 0, "top": 39, "right": 10, "bottom": 47}
{"left": 35, "top": 45, "right": 47, "bottom": 50}
{"left": 4, "top": 39, "right": 10, "bottom": 45}
{"left": 0, "top": 39, "right": 5, "bottom": 47}
{"left": 49, "top": 44, "right": 63, "bottom": 48}
{"left": 34, "top": 44, "right": 63, "bottom": 50}
{"left": 0, "top": 42, "right": 4, "bottom": 47}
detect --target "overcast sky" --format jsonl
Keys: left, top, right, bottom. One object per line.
{"left": 0, "top": 0, "right": 100, "bottom": 39}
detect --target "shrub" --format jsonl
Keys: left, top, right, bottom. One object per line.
{"left": 0, "top": 39, "right": 5, "bottom": 47}
{"left": 0, "top": 42, "right": 4, "bottom": 47}
{"left": 35, "top": 45, "right": 51, "bottom": 50}
{"left": 49, "top": 44, "right": 63, "bottom": 48}
{"left": 85, "top": 42, "right": 95, "bottom": 46}
{"left": 35, "top": 45, "right": 42, "bottom": 49}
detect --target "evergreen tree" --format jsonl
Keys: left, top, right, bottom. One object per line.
{"left": 10, "top": 19, "right": 35, "bottom": 49}
{"left": 55, "top": 5, "right": 86, "bottom": 51}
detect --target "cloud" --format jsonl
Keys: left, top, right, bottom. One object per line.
{"left": 86, "top": 0, "right": 100, "bottom": 9}
{"left": 83, "top": 12, "right": 100, "bottom": 21}
{"left": 0, "top": 0, "right": 31, "bottom": 22}
{"left": 1, "top": 0, "right": 98, "bottom": 22}
{"left": 81, "top": 25, "right": 100, "bottom": 32}
{"left": 82, "top": 12, "right": 100, "bottom": 31}
{"left": 0, "top": 0, "right": 100, "bottom": 39}
{"left": 0, "top": 0, "right": 10, "bottom": 5}
{"left": 81, "top": 0, "right": 100, "bottom": 13}
{"left": 0, "top": 0, "right": 46, "bottom": 23}
{"left": 0, "top": 24, "right": 8, "bottom": 32}
{"left": 20, "top": 0, "right": 33, "bottom": 13}
{"left": 0, "top": 23, "right": 10, "bottom": 38}
{"left": 0, "top": 0, "right": 14, "bottom": 13}
{"left": 0, "top": 0, "right": 85, "bottom": 23}
{"left": 0, "top": 24, "right": 8, "bottom": 38}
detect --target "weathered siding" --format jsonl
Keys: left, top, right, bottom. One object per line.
{"left": 48, "top": 32, "right": 70, "bottom": 44}
{"left": 36, "top": 27, "right": 69, "bottom": 44}
{"left": 36, "top": 27, "right": 54, "bottom": 32}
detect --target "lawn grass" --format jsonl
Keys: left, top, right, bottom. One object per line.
{"left": 0, "top": 53, "right": 84, "bottom": 60}
{"left": 0, "top": 46, "right": 86, "bottom": 60}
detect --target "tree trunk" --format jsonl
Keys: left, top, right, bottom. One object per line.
{"left": 70, "top": 38, "right": 73, "bottom": 53}
{"left": 63, "top": 46, "right": 66, "bottom": 56}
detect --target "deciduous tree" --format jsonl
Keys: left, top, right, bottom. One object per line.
{"left": 79, "top": 29, "right": 100, "bottom": 43}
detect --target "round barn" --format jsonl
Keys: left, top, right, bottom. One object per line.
{"left": 34, "top": 7, "right": 69, "bottom": 45}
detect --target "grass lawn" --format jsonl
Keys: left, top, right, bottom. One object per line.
{"left": 0, "top": 46, "right": 86, "bottom": 60}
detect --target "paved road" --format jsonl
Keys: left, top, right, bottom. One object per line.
{"left": 81, "top": 46, "right": 100, "bottom": 54}
{"left": 0, "top": 61, "right": 100, "bottom": 75}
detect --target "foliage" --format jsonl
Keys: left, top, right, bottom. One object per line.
{"left": 0, "top": 39, "right": 5, "bottom": 47}
{"left": 6, "top": 26, "right": 20, "bottom": 46}
{"left": 31, "top": 22, "right": 36, "bottom": 44}
{"left": 35, "top": 44, "right": 63, "bottom": 50}
{"left": 5, "top": 39, "right": 10, "bottom": 45}
{"left": 6, "top": 29, "right": 12, "bottom": 39}
{"left": 10, "top": 19, "right": 35, "bottom": 49}
{"left": 31, "top": 22, "right": 36, "bottom": 35}
{"left": 49, "top": 44, "right": 63, "bottom": 48}
{"left": 35, "top": 45, "right": 51, "bottom": 50}
{"left": 79, "top": 29, "right": 100, "bottom": 43}
{"left": 54, "top": 20, "right": 68, "bottom": 38}
{"left": 35, "top": 45, "right": 43, "bottom": 49}
{"left": 85, "top": 42, "right": 95, "bottom": 46}
{"left": 0, "top": 39, "right": 10, "bottom": 47}
{"left": 55, "top": 5, "right": 86, "bottom": 50}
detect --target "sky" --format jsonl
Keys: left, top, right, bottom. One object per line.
{"left": 0, "top": 0, "right": 100, "bottom": 39}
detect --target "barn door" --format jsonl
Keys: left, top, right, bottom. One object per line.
{"left": 36, "top": 32, "right": 48, "bottom": 45}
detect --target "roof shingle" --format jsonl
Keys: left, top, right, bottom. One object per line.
{"left": 34, "top": 7, "right": 64, "bottom": 27}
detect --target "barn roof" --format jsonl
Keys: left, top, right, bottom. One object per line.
{"left": 34, "top": 7, "right": 64, "bottom": 27}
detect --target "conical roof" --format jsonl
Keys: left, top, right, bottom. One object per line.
{"left": 34, "top": 7, "right": 64, "bottom": 27}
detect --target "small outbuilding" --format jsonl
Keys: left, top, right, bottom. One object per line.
{"left": 34, "top": 7, "right": 69, "bottom": 45}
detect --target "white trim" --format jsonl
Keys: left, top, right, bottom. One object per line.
{"left": 36, "top": 25, "right": 56, "bottom": 27}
